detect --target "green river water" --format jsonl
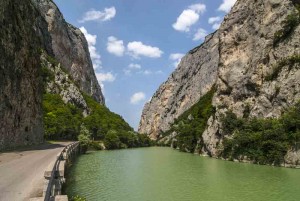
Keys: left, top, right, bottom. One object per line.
{"left": 65, "top": 147, "right": 300, "bottom": 201}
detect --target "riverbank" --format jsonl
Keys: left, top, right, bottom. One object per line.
{"left": 160, "top": 145, "right": 300, "bottom": 169}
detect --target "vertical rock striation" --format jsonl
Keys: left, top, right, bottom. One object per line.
{"left": 0, "top": 0, "right": 105, "bottom": 150}
{"left": 139, "top": 32, "right": 219, "bottom": 139}
{"left": 139, "top": 0, "right": 300, "bottom": 165}
{"left": 0, "top": 0, "right": 48, "bottom": 150}
{"left": 34, "top": 0, "right": 104, "bottom": 104}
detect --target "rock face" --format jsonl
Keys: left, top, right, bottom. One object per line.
{"left": 139, "top": 32, "right": 219, "bottom": 139}
{"left": 0, "top": 0, "right": 104, "bottom": 150}
{"left": 139, "top": 0, "right": 300, "bottom": 164}
{"left": 34, "top": 0, "right": 104, "bottom": 104}
{"left": 0, "top": 0, "right": 48, "bottom": 150}
{"left": 41, "top": 53, "right": 90, "bottom": 117}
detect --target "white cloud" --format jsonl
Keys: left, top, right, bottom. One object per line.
{"left": 107, "top": 36, "right": 125, "bottom": 57}
{"left": 208, "top": 16, "right": 221, "bottom": 24}
{"left": 193, "top": 28, "right": 208, "bottom": 41}
{"left": 218, "top": 0, "right": 237, "bottom": 13}
{"left": 127, "top": 41, "right": 163, "bottom": 58}
{"left": 79, "top": 7, "right": 116, "bottom": 23}
{"left": 95, "top": 72, "right": 116, "bottom": 92}
{"left": 124, "top": 63, "right": 142, "bottom": 75}
{"left": 143, "top": 70, "right": 152, "bottom": 75}
{"left": 128, "top": 63, "right": 141, "bottom": 69}
{"left": 212, "top": 23, "right": 221, "bottom": 30}
{"left": 80, "top": 27, "right": 102, "bottom": 69}
{"left": 172, "top": 3, "right": 206, "bottom": 32}
{"left": 188, "top": 3, "right": 206, "bottom": 13}
{"left": 170, "top": 53, "right": 185, "bottom": 61}
{"left": 172, "top": 10, "right": 199, "bottom": 32}
{"left": 130, "top": 92, "right": 146, "bottom": 104}
{"left": 169, "top": 53, "right": 185, "bottom": 68}
{"left": 96, "top": 72, "right": 116, "bottom": 83}
{"left": 208, "top": 16, "right": 222, "bottom": 30}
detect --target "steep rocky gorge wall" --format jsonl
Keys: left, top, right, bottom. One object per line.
{"left": 0, "top": 0, "right": 104, "bottom": 150}
{"left": 0, "top": 0, "right": 49, "bottom": 150}
{"left": 139, "top": 32, "right": 220, "bottom": 139}
{"left": 139, "top": 0, "right": 300, "bottom": 161}
{"left": 34, "top": 0, "right": 104, "bottom": 104}
{"left": 203, "top": 0, "right": 300, "bottom": 157}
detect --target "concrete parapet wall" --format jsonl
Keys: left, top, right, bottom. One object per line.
{"left": 30, "top": 141, "right": 80, "bottom": 201}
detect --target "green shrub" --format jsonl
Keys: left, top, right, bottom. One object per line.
{"left": 43, "top": 94, "right": 83, "bottom": 140}
{"left": 103, "top": 130, "right": 152, "bottom": 150}
{"left": 78, "top": 125, "right": 91, "bottom": 153}
{"left": 40, "top": 65, "right": 54, "bottom": 83}
{"left": 89, "top": 141, "right": 104, "bottom": 150}
{"left": 104, "top": 130, "right": 122, "bottom": 150}
{"left": 265, "top": 55, "right": 300, "bottom": 81}
{"left": 273, "top": 10, "right": 300, "bottom": 46}
{"left": 82, "top": 94, "right": 133, "bottom": 140}
{"left": 43, "top": 92, "right": 152, "bottom": 149}
{"left": 221, "top": 101, "right": 300, "bottom": 166}
{"left": 165, "top": 87, "right": 216, "bottom": 152}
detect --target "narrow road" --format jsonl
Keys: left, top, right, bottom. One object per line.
{"left": 0, "top": 142, "right": 71, "bottom": 201}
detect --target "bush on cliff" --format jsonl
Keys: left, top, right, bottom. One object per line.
{"left": 221, "top": 101, "right": 300, "bottom": 165}
{"left": 82, "top": 94, "right": 133, "bottom": 140}
{"left": 43, "top": 91, "right": 152, "bottom": 150}
{"left": 43, "top": 93, "right": 82, "bottom": 140}
{"left": 164, "top": 87, "right": 216, "bottom": 152}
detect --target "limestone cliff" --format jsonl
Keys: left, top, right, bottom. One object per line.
{"left": 0, "top": 0, "right": 104, "bottom": 150}
{"left": 34, "top": 0, "right": 104, "bottom": 104}
{"left": 139, "top": 0, "right": 300, "bottom": 166}
{"left": 0, "top": 0, "right": 48, "bottom": 150}
{"left": 139, "top": 32, "right": 219, "bottom": 139}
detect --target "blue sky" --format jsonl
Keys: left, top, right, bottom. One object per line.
{"left": 53, "top": 0, "right": 236, "bottom": 130}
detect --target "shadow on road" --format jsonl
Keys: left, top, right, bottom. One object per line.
{"left": 0, "top": 141, "right": 71, "bottom": 154}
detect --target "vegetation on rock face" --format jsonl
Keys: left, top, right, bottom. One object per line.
{"left": 82, "top": 94, "right": 133, "bottom": 139}
{"left": 42, "top": 68, "right": 152, "bottom": 150}
{"left": 161, "top": 87, "right": 216, "bottom": 153}
{"left": 43, "top": 93, "right": 83, "bottom": 140}
{"left": 220, "top": 101, "right": 300, "bottom": 166}
{"left": 265, "top": 55, "right": 300, "bottom": 81}
{"left": 273, "top": 5, "right": 300, "bottom": 46}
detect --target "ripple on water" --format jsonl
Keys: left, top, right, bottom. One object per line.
{"left": 65, "top": 147, "right": 300, "bottom": 201}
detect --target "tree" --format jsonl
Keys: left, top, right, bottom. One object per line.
{"left": 104, "top": 130, "right": 121, "bottom": 149}
{"left": 78, "top": 125, "right": 91, "bottom": 153}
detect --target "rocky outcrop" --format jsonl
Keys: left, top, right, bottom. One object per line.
{"left": 139, "top": 32, "right": 219, "bottom": 139}
{"left": 0, "top": 0, "right": 104, "bottom": 150}
{"left": 203, "top": 0, "right": 300, "bottom": 157}
{"left": 139, "top": 0, "right": 300, "bottom": 165}
{"left": 34, "top": 0, "right": 104, "bottom": 104}
{"left": 0, "top": 0, "right": 48, "bottom": 150}
{"left": 41, "top": 53, "right": 90, "bottom": 116}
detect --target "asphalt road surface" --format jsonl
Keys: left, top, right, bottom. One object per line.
{"left": 0, "top": 142, "right": 70, "bottom": 201}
